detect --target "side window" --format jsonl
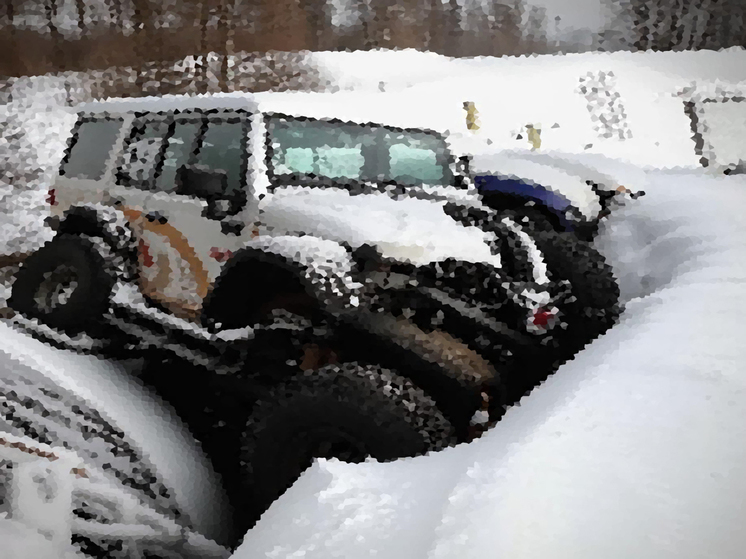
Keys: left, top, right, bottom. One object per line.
{"left": 154, "top": 120, "right": 202, "bottom": 193}
{"left": 192, "top": 119, "right": 246, "bottom": 197}
{"left": 269, "top": 118, "right": 367, "bottom": 182}
{"left": 61, "top": 117, "right": 123, "bottom": 180}
{"left": 118, "top": 119, "right": 169, "bottom": 190}
{"left": 385, "top": 132, "right": 448, "bottom": 185}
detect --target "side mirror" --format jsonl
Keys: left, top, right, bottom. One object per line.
{"left": 454, "top": 155, "right": 473, "bottom": 188}
{"left": 175, "top": 165, "right": 227, "bottom": 201}
{"left": 456, "top": 154, "right": 472, "bottom": 176}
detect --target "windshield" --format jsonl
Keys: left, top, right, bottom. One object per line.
{"left": 266, "top": 115, "right": 454, "bottom": 189}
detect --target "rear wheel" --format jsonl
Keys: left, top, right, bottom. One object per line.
{"left": 237, "top": 362, "right": 457, "bottom": 533}
{"left": 8, "top": 234, "right": 115, "bottom": 332}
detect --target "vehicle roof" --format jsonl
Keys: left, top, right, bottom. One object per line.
{"left": 73, "top": 90, "right": 452, "bottom": 138}
{"left": 74, "top": 91, "right": 260, "bottom": 115}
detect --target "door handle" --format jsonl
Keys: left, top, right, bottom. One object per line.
{"left": 221, "top": 221, "right": 244, "bottom": 236}
{"left": 144, "top": 211, "right": 168, "bottom": 225}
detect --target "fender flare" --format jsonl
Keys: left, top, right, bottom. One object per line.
{"left": 475, "top": 175, "right": 576, "bottom": 231}
{"left": 57, "top": 204, "right": 139, "bottom": 279}
{"left": 201, "top": 235, "right": 363, "bottom": 330}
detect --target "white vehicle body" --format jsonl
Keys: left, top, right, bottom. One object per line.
{"left": 0, "top": 320, "right": 231, "bottom": 555}
{"left": 50, "top": 92, "right": 547, "bottom": 321}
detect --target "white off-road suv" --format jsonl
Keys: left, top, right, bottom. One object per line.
{"left": 9, "top": 91, "right": 620, "bottom": 541}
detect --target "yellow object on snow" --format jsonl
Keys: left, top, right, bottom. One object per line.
{"left": 526, "top": 124, "right": 542, "bottom": 150}
{"left": 464, "top": 101, "right": 480, "bottom": 132}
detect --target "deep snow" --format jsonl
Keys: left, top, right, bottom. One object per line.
{"left": 234, "top": 167, "right": 746, "bottom": 559}
{"left": 2, "top": 46, "right": 746, "bottom": 557}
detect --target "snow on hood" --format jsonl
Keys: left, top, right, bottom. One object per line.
{"left": 468, "top": 148, "right": 604, "bottom": 221}
{"left": 234, "top": 169, "right": 746, "bottom": 559}
{"left": 258, "top": 186, "right": 501, "bottom": 268}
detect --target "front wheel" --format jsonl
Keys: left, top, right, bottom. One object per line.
{"left": 237, "top": 362, "right": 457, "bottom": 533}
{"left": 509, "top": 211, "right": 622, "bottom": 343}
{"left": 8, "top": 234, "right": 115, "bottom": 332}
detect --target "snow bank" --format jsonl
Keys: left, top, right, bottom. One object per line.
{"left": 235, "top": 168, "right": 746, "bottom": 559}
{"left": 312, "top": 47, "right": 746, "bottom": 169}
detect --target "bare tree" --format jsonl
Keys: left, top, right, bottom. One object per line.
{"left": 44, "top": 0, "right": 67, "bottom": 70}
{"left": 630, "top": 0, "right": 746, "bottom": 52}
{"left": 426, "top": 0, "right": 463, "bottom": 56}
{"left": 1, "top": 0, "right": 29, "bottom": 77}
{"left": 522, "top": 3, "right": 550, "bottom": 54}
{"left": 301, "top": 0, "right": 328, "bottom": 51}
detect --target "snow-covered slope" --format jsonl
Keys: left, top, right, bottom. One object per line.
{"left": 310, "top": 47, "right": 746, "bottom": 169}
{"left": 234, "top": 167, "right": 746, "bottom": 559}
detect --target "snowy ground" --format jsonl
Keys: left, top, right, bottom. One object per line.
{"left": 234, "top": 168, "right": 746, "bottom": 559}
{"left": 3, "top": 164, "right": 744, "bottom": 558}
{"left": 2, "top": 47, "right": 746, "bottom": 557}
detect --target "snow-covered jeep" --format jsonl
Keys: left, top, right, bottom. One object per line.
{"left": 9, "top": 92, "right": 620, "bottom": 540}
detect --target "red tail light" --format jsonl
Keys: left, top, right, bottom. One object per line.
{"left": 209, "top": 247, "right": 233, "bottom": 263}
{"left": 527, "top": 306, "right": 560, "bottom": 334}
{"left": 46, "top": 188, "right": 57, "bottom": 206}
{"left": 531, "top": 308, "right": 552, "bottom": 328}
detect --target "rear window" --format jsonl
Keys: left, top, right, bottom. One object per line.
{"left": 61, "top": 117, "right": 123, "bottom": 180}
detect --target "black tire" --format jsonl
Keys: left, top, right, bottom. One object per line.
{"left": 8, "top": 233, "right": 115, "bottom": 332}
{"left": 237, "top": 362, "right": 457, "bottom": 532}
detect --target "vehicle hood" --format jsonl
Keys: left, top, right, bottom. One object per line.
{"left": 258, "top": 186, "right": 501, "bottom": 268}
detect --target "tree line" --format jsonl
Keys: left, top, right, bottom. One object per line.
{"left": 629, "top": 0, "right": 745, "bottom": 51}
{"left": 0, "top": 0, "right": 744, "bottom": 83}
{"left": 0, "top": 0, "right": 548, "bottom": 79}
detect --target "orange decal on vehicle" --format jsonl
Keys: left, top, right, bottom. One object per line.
{"left": 138, "top": 238, "right": 154, "bottom": 268}
{"left": 121, "top": 206, "right": 212, "bottom": 316}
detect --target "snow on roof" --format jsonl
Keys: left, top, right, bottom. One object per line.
{"left": 73, "top": 89, "right": 454, "bottom": 136}
{"left": 74, "top": 91, "right": 259, "bottom": 116}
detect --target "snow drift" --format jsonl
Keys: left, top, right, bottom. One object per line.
{"left": 234, "top": 167, "right": 746, "bottom": 559}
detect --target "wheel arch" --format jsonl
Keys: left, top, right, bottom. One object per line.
{"left": 57, "top": 204, "right": 139, "bottom": 279}
{"left": 201, "top": 247, "right": 322, "bottom": 330}
{"left": 475, "top": 175, "right": 579, "bottom": 233}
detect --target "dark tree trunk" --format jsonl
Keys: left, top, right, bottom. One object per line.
{"left": 196, "top": 0, "right": 211, "bottom": 93}
{"left": 217, "top": 0, "right": 232, "bottom": 92}
{"left": 3, "top": 0, "right": 27, "bottom": 77}
{"left": 45, "top": 0, "right": 66, "bottom": 70}
{"left": 75, "top": 0, "right": 86, "bottom": 36}
{"left": 630, "top": 0, "right": 651, "bottom": 50}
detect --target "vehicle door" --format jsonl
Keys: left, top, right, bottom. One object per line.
{"left": 116, "top": 110, "right": 255, "bottom": 320}
{"left": 54, "top": 114, "right": 127, "bottom": 217}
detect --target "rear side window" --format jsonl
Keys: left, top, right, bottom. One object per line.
{"left": 268, "top": 118, "right": 369, "bottom": 182}
{"left": 61, "top": 117, "right": 123, "bottom": 180}
{"left": 386, "top": 132, "right": 448, "bottom": 185}
{"left": 192, "top": 119, "right": 247, "bottom": 198}
{"left": 266, "top": 115, "right": 453, "bottom": 188}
